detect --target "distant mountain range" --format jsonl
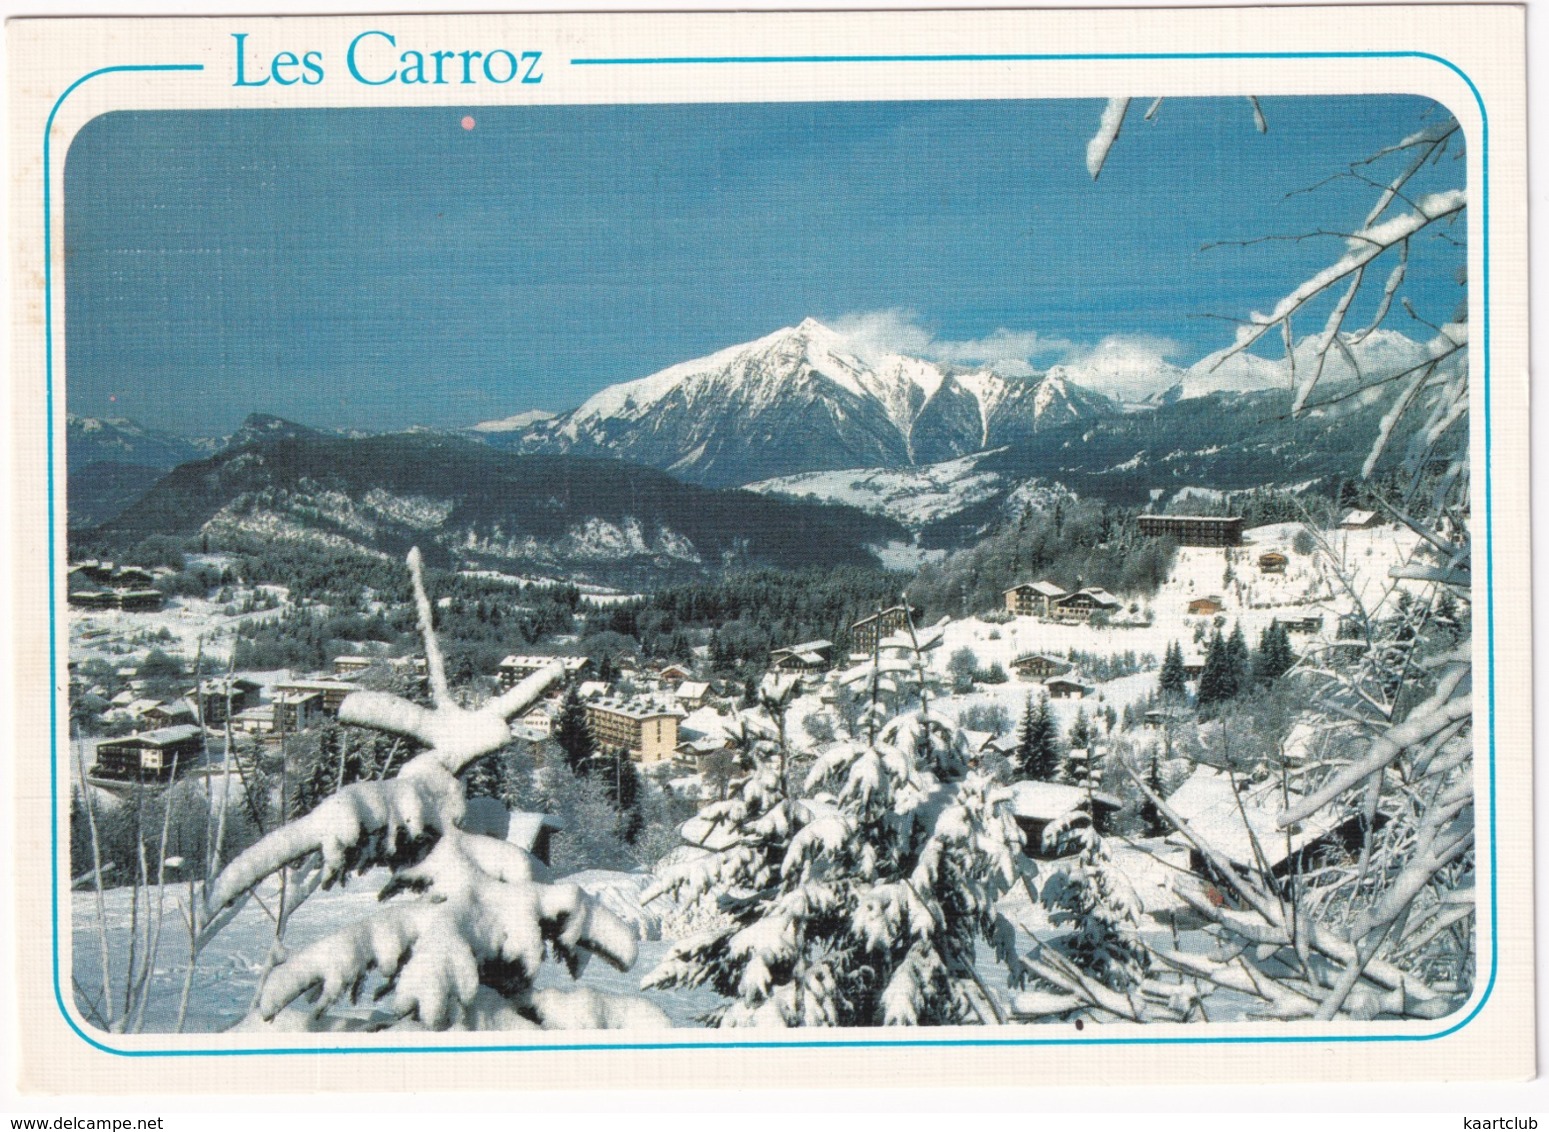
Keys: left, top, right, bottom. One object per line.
{"left": 68, "top": 320, "right": 1431, "bottom": 557}
{"left": 480, "top": 318, "right": 1116, "bottom": 487}
{"left": 90, "top": 430, "right": 910, "bottom": 586}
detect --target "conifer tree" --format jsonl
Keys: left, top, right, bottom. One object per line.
{"left": 198, "top": 549, "right": 666, "bottom": 1032}
{"left": 1157, "top": 640, "right": 1188, "bottom": 702}
{"left": 1015, "top": 693, "right": 1061, "bottom": 782}
{"left": 646, "top": 629, "right": 1027, "bottom": 1027}
{"left": 1226, "top": 622, "right": 1251, "bottom": 693}
{"left": 1196, "top": 627, "right": 1233, "bottom": 707}
{"left": 1138, "top": 745, "right": 1167, "bottom": 838}
{"left": 553, "top": 685, "right": 596, "bottom": 774}
{"left": 1253, "top": 620, "right": 1296, "bottom": 686}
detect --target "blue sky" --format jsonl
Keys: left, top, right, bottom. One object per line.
{"left": 64, "top": 96, "right": 1464, "bottom": 435}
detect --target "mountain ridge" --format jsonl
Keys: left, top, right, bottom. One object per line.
{"left": 485, "top": 318, "right": 1117, "bottom": 487}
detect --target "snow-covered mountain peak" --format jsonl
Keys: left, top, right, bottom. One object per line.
{"left": 504, "top": 321, "right": 1117, "bottom": 486}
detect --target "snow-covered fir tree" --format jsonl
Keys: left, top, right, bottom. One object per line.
{"left": 644, "top": 619, "right": 1025, "bottom": 1026}
{"left": 1035, "top": 814, "right": 1150, "bottom": 993}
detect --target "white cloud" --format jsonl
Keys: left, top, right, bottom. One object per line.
{"left": 829, "top": 308, "right": 1071, "bottom": 375}
{"left": 827, "top": 308, "right": 1440, "bottom": 405}
{"left": 1048, "top": 334, "right": 1186, "bottom": 401}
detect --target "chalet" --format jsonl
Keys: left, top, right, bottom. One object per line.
{"left": 113, "top": 566, "right": 156, "bottom": 588}
{"left": 1044, "top": 678, "right": 1093, "bottom": 701}
{"left": 519, "top": 704, "right": 555, "bottom": 737}
{"left": 332, "top": 655, "right": 378, "bottom": 677}
{"left": 1005, "top": 780, "right": 1121, "bottom": 859}
{"left": 1181, "top": 651, "right": 1207, "bottom": 678}
{"left": 1050, "top": 588, "right": 1122, "bottom": 623}
{"left": 1009, "top": 652, "right": 1070, "bottom": 682}
{"left": 575, "top": 680, "right": 610, "bottom": 702}
{"left": 1339, "top": 509, "right": 1382, "bottom": 530}
{"left": 1003, "top": 580, "right": 1067, "bottom": 619}
{"left": 977, "top": 734, "right": 1019, "bottom": 761}
{"left": 658, "top": 664, "right": 694, "bottom": 684}
{"left": 189, "top": 677, "right": 262, "bottom": 726}
{"left": 1137, "top": 514, "right": 1245, "bottom": 547}
{"left": 676, "top": 736, "right": 735, "bottom": 772}
{"left": 271, "top": 678, "right": 357, "bottom": 717}
{"left": 850, "top": 605, "right": 917, "bottom": 656}
{"left": 1278, "top": 615, "right": 1324, "bottom": 634}
{"left": 91, "top": 725, "right": 202, "bottom": 783}
{"left": 507, "top": 812, "right": 563, "bottom": 866}
{"left": 769, "top": 640, "right": 835, "bottom": 675}
{"left": 120, "top": 697, "right": 163, "bottom": 721}
{"left": 141, "top": 700, "right": 196, "bottom": 729}
{"left": 273, "top": 690, "right": 324, "bottom": 732}
{"left": 1257, "top": 551, "right": 1289, "bottom": 575}
{"left": 68, "top": 590, "right": 118, "bottom": 611}
{"left": 1143, "top": 707, "right": 1188, "bottom": 730}
{"left": 584, "top": 698, "right": 684, "bottom": 764}
{"left": 497, "top": 654, "right": 590, "bottom": 691}
{"left": 231, "top": 705, "right": 276, "bottom": 735}
{"left": 1164, "top": 766, "right": 1366, "bottom": 881}
{"left": 674, "top": 680, "right": 712, "bottom": 709}
{"left": 459, "top": 797, "right": 563, "bottom": 867}
{"left": 116, "top": 589, "right": 165, "bottom": 612}
{"left": 1187, "top": 596, "right": 1225, "bottom": 617}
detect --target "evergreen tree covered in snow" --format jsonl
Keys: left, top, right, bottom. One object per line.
{"left": 199, "top": 549, "right": 668, "bottom": 1033}
{"left": 1036, "top": 815, "right": 1150, "bottom": 992}
{"left": 645, "top": 623, "right": 1025, "bottom": 1026}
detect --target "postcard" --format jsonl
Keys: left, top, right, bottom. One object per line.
{"left": 5, "top": 5, "right": 1532, "bottom": 1093}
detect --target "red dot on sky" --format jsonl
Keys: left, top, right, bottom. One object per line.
{"left": 461, "top": 116, "right": 476, "bottom": 131}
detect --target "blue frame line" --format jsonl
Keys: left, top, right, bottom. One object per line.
{"left": 43, "top": 50, "right": 1494, "bottom": 1059}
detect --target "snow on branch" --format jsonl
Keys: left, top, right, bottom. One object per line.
{"left": 197, "top": 548, "right": 663, "bottom": 1032}
{"left": 1086, "top": 98, "right": 1131, "bottom": 180}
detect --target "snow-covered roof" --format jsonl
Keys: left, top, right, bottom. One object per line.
{"left": 1079, "top": 587, "right": 1122, "bottom": 608}
{"left": 774, "top": 639, "right": 832, "bottom": 655}
{"left": 499, "top": 655, "right": 589, "bottom": 673}
{"left": 588, "top": 696, "right": 684, "bottom": 721}
{"left": 576, "top": 681, "right": 610, "bottom": 700}
{"left": 1011, "top": 651, "right": 1067, "bottom": 667}
{"left": 507, "top": 811, "right": 562, "bottom": 852}
{"left": 112, "top": 724, "right": 202, "bottom": 747}
{"left": 1342, "top": 509, "right": 1378, "bottom": 525}
{"left": 1006, "top": 780, "right": 1120, "bottom": 821}
{"left": 1163, "top": 766, "right": 1339, "bottom": 870}
{"left": 1005, "top": 580, "right": 1066, "bottom": 597}
{"left": 192, "top": 676, "right": 261, "bottom": 696}
{"left": 675, "top": 681, "right": 711, "bottom": 700}
{"left": 274, "top": 678, "right": 356, "bottom": 693}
